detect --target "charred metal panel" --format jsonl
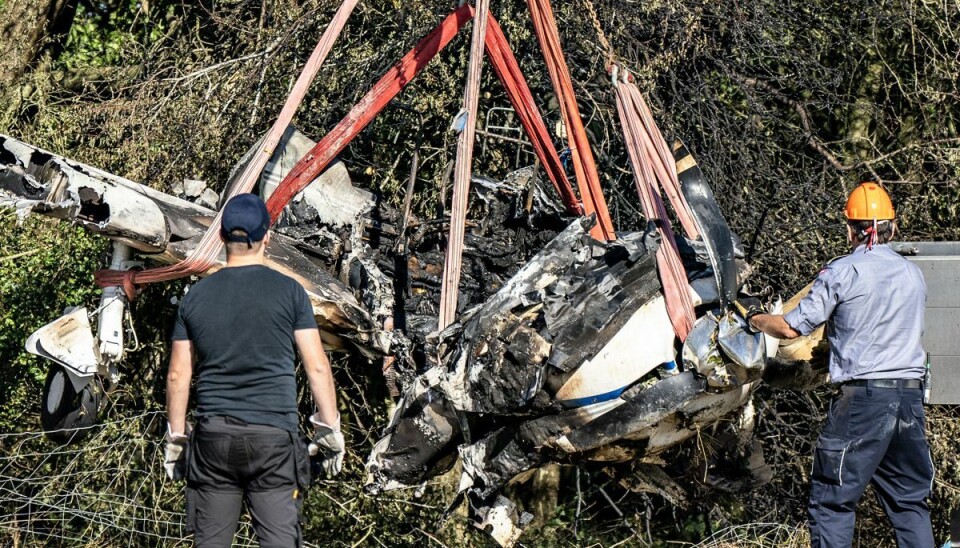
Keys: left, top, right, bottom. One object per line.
{"left": 552, "top": 294, "right": 675, "bottom": 405}
{"left": 543, "top": 232, "right": 661, "bottom": 374}
{"left": 437, "top": 218, "right": 594, "bottom": 414}
{"left": 643, "top": 383, "right": 758, "bottom": 454}
{"left": 459, "top": 401, "right": 620, "bottom": 497}
{"left": 366, "top": 384, "right": 462, "bottom": 491}
{"left": 554, "top": 371, "right": 705, "bottom": 453}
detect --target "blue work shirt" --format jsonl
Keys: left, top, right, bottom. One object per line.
{"left": 783, "top": 243, "right": 926, "bottom": 383}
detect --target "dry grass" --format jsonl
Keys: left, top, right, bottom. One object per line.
{"left": 694, "top": 523, "right": 809, "bottom": 548}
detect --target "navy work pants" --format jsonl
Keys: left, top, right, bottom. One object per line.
{"left": 185, "top": 416, "right": 310, "bottom": 548}
{"left": 808, "top": 383, "right": 934, "bottom": 547}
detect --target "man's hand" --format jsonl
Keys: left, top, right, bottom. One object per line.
{"left": 164, "top": 422, "right": 192, "bottom": 481}
{"left": 733, "top": 297, "right": 765, "bottom": 333}
{"left": 309, "top": 414, "right": 345, "bottom": 477}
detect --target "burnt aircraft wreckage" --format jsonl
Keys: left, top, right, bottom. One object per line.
{"left": 1, "top": 128, "right": 828, "bottom": 544}
{"left": 0, "top": 1, "right": 839, "bottom": 542}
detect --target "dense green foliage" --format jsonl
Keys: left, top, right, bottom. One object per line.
{"left": 1, "top": 0, "right": 957, "bottom": 545}
{"left": 0, "top": 215, "right": 105, "bottom": 428}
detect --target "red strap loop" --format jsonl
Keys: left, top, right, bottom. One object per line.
{"left": 121, "top": 271, "right": 139, "bottom": 302}
{"left": 613, "top": 76, "right": 696, "bottom": 341}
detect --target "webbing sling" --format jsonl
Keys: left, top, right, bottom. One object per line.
{"left": 526, "top": 0, "right": 615, "bottom": 241}
{"left": 629, "top": 80, "right": 699, "bottom": 239}
{"left": 95, "top": 4, "right": 584, "bottom": 298}
{"left": 263, "top": 5, "right": 582, "bottom": 222}
{"left": 95, "top": 0, "right": 359, "bottom": 296}
{"left": 613, "top": 74, "right": 696, "bottom": 340}
{"left": 438, "top": 0, "right": 490, "bottom": 331}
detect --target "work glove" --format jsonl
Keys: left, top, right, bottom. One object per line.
{"left": 732, "top": 297, "right": 765, "bottom": 334}
{"left": 164, "top": 421, "right": 192, "bottom": 481}
{"left": 309, "top": 414, "right": 345, "bottom": 478}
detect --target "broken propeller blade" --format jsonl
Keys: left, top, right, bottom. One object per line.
{"left": 672, "top": 141, "right": 738, "bottom": 308}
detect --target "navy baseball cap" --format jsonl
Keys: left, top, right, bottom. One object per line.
{"left": 220, "top": 193, "right": 270, "bottom": 243}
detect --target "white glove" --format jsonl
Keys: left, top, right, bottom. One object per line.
{"left": 164, "top": 422, "right": 192, "bottom": 481}
{"left": 309, "top": 413, "right": 345, "bottom": 477}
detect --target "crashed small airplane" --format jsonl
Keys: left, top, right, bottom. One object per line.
{"left": 1, "top": 127, "right": 829, "bottom": 544}
{"left": 6, "top": 0, "right": 960, "bottom": 540}
{"left": 0, "top": 4, "right": 838, "bottom": 545}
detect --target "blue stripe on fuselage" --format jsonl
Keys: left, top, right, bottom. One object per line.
{"left": 557, "top": 386, "right": 628, "bottom": 408}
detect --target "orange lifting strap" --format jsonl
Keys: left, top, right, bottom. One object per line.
{"left": 526, "top": 0, "right": 616, "bottom": 242}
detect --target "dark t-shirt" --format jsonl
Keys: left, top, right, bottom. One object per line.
{"left": 172, "top": 265, "right": 316, "bottom": 432}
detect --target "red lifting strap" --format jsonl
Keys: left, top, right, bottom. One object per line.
{"left": 265, "top": 5, "right": 583, "bottom": 222}
{"left": 95, "top": 4, "right": 584, "bottom": 295}
{"left": 266, "top": 6, "right": 473, "bottom": 221}
{"left": 526, "top": 0, "right": 615, "bottom": 241}
{"left": 485, "top": 16, "right": 583, "bottom": 216}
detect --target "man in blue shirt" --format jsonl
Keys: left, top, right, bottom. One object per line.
{"left": 745, "top": 182, "right": 934, "bottom": 547}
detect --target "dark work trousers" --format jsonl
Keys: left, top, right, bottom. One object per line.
{"left": 185, "top": 416, "right": 310, "bottom": 548}
{"left": 808, "top": 383, "right": 935, "bottom": 547}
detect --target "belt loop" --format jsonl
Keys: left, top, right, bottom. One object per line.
{"left": 865, "top": 382, "right": 873, "bottom": 397}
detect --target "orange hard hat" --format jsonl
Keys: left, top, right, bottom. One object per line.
{"left": 844, "top": 182, "right": 895, "bottom": 220}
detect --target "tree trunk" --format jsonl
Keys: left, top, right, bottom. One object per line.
{"left": 0, "top": 0, "right": 76, "bottom": 87}
{"left": 526, "top": 464, "right": 560, "bottom": 528}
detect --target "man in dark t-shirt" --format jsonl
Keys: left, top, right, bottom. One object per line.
{"left": 165, "top": 193, "right": 343, "bottom": 547}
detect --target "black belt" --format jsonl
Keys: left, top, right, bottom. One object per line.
{"left": 843, "top": 378, "right": 922, "bottom": 389}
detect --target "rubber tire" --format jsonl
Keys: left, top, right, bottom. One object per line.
{"left": 40, "top": 365, "right": 102, "bottom": 444}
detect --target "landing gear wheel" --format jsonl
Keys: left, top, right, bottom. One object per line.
{"left": 40, "top": 365, "right": 102, "bottom": 444}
